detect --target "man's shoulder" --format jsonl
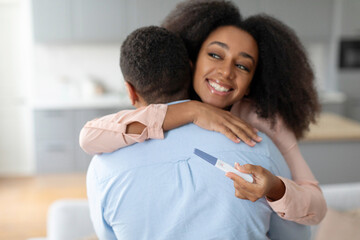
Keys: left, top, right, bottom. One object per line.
{"left": 254, "top": 132, "right": 277, "bottom": 157}
{"left": 88, "top": 125, "right": 290, "bottom": 181}
{"left": 87, "top": 152, "right": 132, "bottom": 184}
{"left": 108, "top": 124, "right": 278, "bottom": 159}
{"left": 168, "top": 126, "right": 283, "bottom": 166}
{"left": 256, "top": 132, "right": 291, "bottom": 178}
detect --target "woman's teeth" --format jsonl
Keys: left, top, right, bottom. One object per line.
{"left": 208, "top": 80, "right": 230, "bottom": 92}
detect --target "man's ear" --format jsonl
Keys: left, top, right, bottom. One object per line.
{"left": 125, "top": 82, "right": 139, "bottom": 106}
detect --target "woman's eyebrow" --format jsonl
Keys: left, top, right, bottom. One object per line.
{"left": 208, "top": 41, "right": 228, "bottom": 50}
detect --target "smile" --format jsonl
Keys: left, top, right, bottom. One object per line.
{"left": 207, "top": 79, "right": 233, "bottom": 94}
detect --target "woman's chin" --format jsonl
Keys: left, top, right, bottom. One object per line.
{"left": 203, "top": 99, "right": 229, "bottom": 109}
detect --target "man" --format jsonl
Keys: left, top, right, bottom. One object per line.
{"left": 86, "top": 26, "right": 310, "bottom": 240}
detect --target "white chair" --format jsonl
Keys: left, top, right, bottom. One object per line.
{"left": 28, "top": 199, "right": 96, "bottom": 240}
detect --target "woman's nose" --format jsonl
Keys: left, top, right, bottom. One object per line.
{"left": 218, "top": 61, "right": 235, "bottom": 80}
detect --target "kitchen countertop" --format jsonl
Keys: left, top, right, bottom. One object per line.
{"left": 31, "top": 94, "right": 132, "bottom": 110}
{"left": 30, "top": 95, "right": 360, "bottom": 142}
{"left": 302, "top": 112, "right": 360, "bottom": 142}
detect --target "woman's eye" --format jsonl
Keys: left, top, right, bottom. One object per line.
{"left": 209, "top": 53, "right": 221, "bottom": 59}
{"left": 236, "top": 64, "right": 250, "bottom": 72}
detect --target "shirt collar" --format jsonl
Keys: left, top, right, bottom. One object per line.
{"left": 167, "top": 99, "right": 191, "bottom": 105}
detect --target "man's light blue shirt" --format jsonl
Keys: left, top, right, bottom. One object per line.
{"left": 87, "top": 122, "right": 310, "bottom": 239}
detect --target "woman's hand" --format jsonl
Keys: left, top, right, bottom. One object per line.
{"left": 225, "top": 163, "right": 286, "bottom": 202}
{"left": 191, "top": 101, "right": 261, "bottom": 146}
{"left": 164, "top": 100, "right": 261, "bottom": 146}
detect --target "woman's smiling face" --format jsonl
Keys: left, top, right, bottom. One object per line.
{"left": 193, "top": 26, "right": 258, "bottom": 109}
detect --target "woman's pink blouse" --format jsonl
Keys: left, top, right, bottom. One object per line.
{"left": 79, "top": 104, "right": 167, "bottom": 155}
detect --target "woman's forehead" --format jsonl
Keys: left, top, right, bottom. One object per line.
{"left": 204, "top": 26, "right": 258, "bottom": 61}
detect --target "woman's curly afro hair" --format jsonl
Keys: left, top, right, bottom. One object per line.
{"left": 163, "top": 0, "right": 320, "bottom": 139}
{"left": 243, "top": 14, "right": 320, "bottom": 138}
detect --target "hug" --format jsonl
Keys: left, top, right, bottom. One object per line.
{"left": 81, "top": 0, "right": 327, "bottom": 239}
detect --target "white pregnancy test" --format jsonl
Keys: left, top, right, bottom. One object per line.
{"left": 194, "top": 148, "right": 254, "bottom": 183}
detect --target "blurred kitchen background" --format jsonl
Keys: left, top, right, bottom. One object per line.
{"left": 1, "top": 0, "right": 360, "bottom": 239}
{"left": 1, "top": 0, "right": 360, "bottom": 182}
{"left": 1, "top": 0, "right": 360, "bottom": 181}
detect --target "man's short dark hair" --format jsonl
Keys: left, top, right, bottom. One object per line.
{"left": 120, "top": 26, "right": 191, "bottom": 104}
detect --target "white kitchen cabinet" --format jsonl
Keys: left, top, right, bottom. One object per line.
{"left": 340, "top": 0, "right": 360, "bottom": 37}
{"left": 36, "top": 141, "right": 75, "bottom": 173}
{"left": 31, "top": 0, "right": 72, "bottom": 42}
{"left": 34, "top": 110, "right": 75, "bottom": 173}
{"left": 133, "top": 0, "right": 183, "bottom": 28}
{"left": 233, "top": 0, "right": 261, "bottom": 17}
{"left": 299, "top": 140, "right": 360, "bottom": 184}
{"left": 299, "top": 113, "right": 360, "bottom": 184}
{"left": 346, "top": 99, "right": 360, "bottom": 122}
{"left": 34, "top": 110, "right": 74, "bottom": 141}
{"left": 258, "top": 0, "right": 334, "bottom": 40}
{"left": 31, "top": 0, "right": 135, "bottom": 43}
{"left": 31, "top": 0, "right": 337, "bottom": 43}
{"left": 339, "top": 71, "right": 360, "bottom": 99}
{"left": 71, "top": 0, "right": 136, "bottom": 42}
{"left": 233, "top": 0, "right": 335, "bottom": 40}
{"left": 34, "top": 108, "right": 120, "bottom": 173}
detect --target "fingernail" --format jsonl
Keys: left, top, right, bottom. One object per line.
{"left": 235, "top": 138, "right": 241, "bottom": 143}
{"left": 256, "top": 136, "right": 262, "bottom": 141}
{"left": 250, "top": 140, "right": 256, "bottom": 146}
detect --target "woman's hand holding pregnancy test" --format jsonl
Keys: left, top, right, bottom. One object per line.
{"left": 194, "top": 149, "right": 254, "bottom": 183}
{"left": 225, "top": 163, "right": 285, "bottom": 202}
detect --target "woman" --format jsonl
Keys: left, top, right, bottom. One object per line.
{"left": 79, "top": 0, "right": 326, "bottom": 225}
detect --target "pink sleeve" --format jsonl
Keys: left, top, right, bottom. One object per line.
{"left": 231, "top": 101, "right": 327, "bottom": 225}
{"left": 79, "top": 104, "right": 167, "bottom": 155}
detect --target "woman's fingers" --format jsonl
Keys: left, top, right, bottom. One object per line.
{"left": 218, "top": 119, "right": 254, "bottom": 145}
{"left": 222, "top": 117, "right": 261, "bottom": 146}
{"left": 226, "top": 171, "right": 255, "bottom": 193}
{"left": 236, "top": 163, "right": 259, "bottom": 174}
{"left": 230, "top": 126, "right": 255, "bottom": 146}
{"left": 225, "top": 172, "right": 252, "bottom": 199}
{"left": 230, "top": 176, "right": 261, "bottom": 202}
{"left": 226, "top": 164, "right": 272, "bottom": 202}
{"left": 226, "top": 171, "right": 248, "bottom": 183}
{"left": 192, "top": 102, "right": 260, "bottom": 145}
{"left": 217, "top": 125, "right": 242, "bottom": 143}
{"left": 227, "top": 116, "right": 262, "bottom": 143}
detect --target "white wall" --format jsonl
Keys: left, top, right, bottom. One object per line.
{"left": 0, "top": 0, "right": 33, "bottom": 174}
{"left": 32, "top": 44, "right": 126, "bottom": 102}
{"left": 0, "top": 1, "right": 126, "bottom": 175}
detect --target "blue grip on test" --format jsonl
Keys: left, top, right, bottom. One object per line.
{"left": 194, "top": 148, "right": 217, "bottom": 165}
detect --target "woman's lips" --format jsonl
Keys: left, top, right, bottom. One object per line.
{"left": 206, "top": 79, "right": 233, "bottom": 96}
